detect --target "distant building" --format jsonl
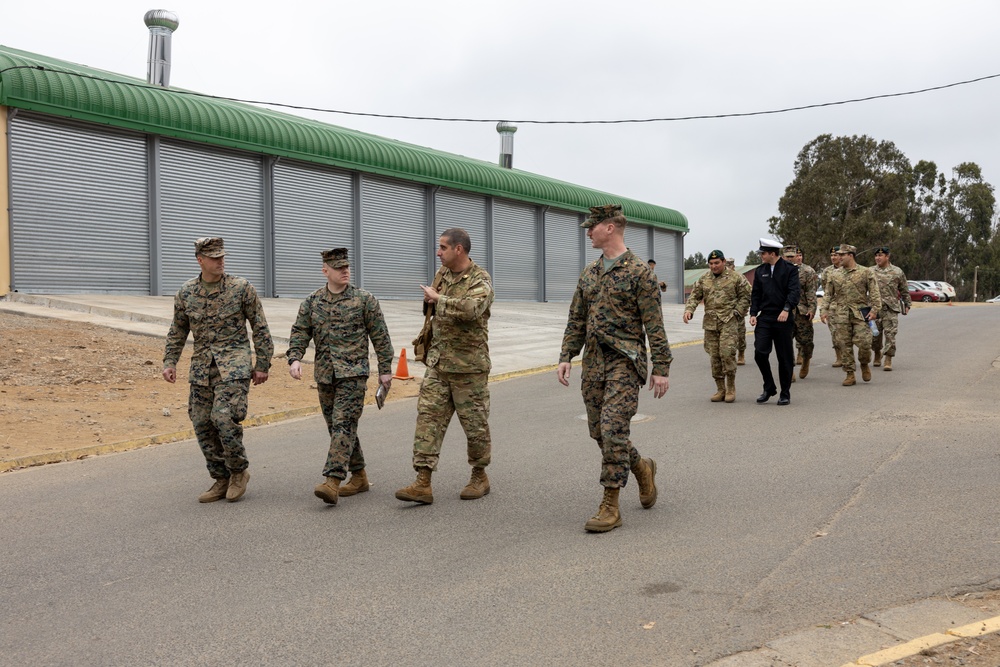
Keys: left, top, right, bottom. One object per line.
{"left": 0, "top": 45, "right": 688, "bottom": 302}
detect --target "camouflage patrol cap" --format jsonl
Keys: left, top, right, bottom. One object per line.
{"left": 194, "top": 237, "right": 226, "bottom": 258}
{"left": 321, "top": 248, "right": 350, "bottom": 268}
{"left": 581, "top": 204, "right": 625, "bottom": 228}
{"left": 836, "top": 244, "right": 857, "bottom": 255}
{"left": 707, "top": 249, "right": 725, "bottom": 261}
{"left": 782, "top": 245, "right": 799, "bottom": 257}
{"left": 725, "top": 257, "right": 736, "bottom": 267}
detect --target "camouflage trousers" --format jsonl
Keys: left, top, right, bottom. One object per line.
{"left": 736, "top": 316, "right": 747, "bottom": 353}
{"left": 412, "top": 368, "right": 491, "bottom": 471}
{"left": 827, "top": 311, "right": 848, "bottom": 355}
{"left": 872, "top": 309, "right": 900, "bottom": 357}
{"left": 793, "top": 311, "right": 815, "bottom": 359}
{"left": 317, "top": 376, "right": 368, "bottom": 480}
{"left": 189, "top": 364, "right": 250, "bottom": 479}
{"left": 835, "top": 315, "right": 873, "bottom": 372}
{"left": 704, "top": 320, "right": 740, "bottom": 379}
{"left": 582, "top": 353, "right": 643, "bottom": 489}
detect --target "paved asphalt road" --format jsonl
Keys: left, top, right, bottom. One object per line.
{"left": 2, "top": 306, "right": 999, "bottom": 666}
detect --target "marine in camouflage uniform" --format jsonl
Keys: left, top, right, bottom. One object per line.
{"left": 820, "top": 244, "right": 882, "bottom": 385}
{"left": 783, "top": 246, "right": 818, "bottom": 379}
{"left": 396, "top": 228, "right": 494, "bottom": 506}
{"left": 163, "top": 237, "right": 273, "bottom": 503}
{"left": 871, "top": 246, "right": 911, "bottom": 371}
{"left": 558, "top": 205, "right": 671, "bottom": 533}
{"left": 684, "top": 250, "right": 751, "bottom": 403}
{"left": 821, "top": 247, "right": 847, "bottom": 366}
{"left": 286, "top": 248, "right": 394, "bottom": 505}
{"left": 726, "top": 258, "right": 749, "bottom": 364}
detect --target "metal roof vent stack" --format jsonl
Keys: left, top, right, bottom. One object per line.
{"left": 144, "top": 10, "right": 179, "bottom": 87}
{"left": 496, "top": 121, "right": 517, "bottom": 169}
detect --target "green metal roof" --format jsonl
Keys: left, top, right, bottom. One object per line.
{"left": 0, "top": 45, "right": 688, "bottom": 232}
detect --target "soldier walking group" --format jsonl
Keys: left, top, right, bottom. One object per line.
{"left": 162, "top": 209, "right": 911, "bottom": 535}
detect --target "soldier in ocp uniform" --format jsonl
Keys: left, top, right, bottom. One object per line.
{"left": 726, "top": 258, "right": 750, "bottom": 365}
{"left": 163, "top": 237, "right": 273, "bottom": 503}
{"left": 558, "top": 205, "right": 671, "bottom": 533}
{"left": 396, "top": 228, "right": 494, "bottom": 505}
{"left": 783, "top": 245, "right": 818, "bottom": 380}
{"left": 821, "top": 247, "right": 847, "bottom": 367}
{"left": 871, "top": 246, "right": 911, "bottom": 371}
{"left": 820, "top": 244, "right": 882, "bottom": 386}
{"left": 286, "top": 248, "right": 394, "bottom": 505}
{"left": 684, "top": 249, "right": 751, "bottom": 403}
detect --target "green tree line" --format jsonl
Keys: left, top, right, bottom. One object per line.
{"left": 768, "top": 133, "right": 1000, "bottom": 300}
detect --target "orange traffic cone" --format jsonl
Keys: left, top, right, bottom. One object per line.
{"left": 393, "top": 348, "right": 413, "bottom": 380}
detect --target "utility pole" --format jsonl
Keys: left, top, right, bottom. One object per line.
{"left": 973, "top": 265, "right": 979, "bottom": 302}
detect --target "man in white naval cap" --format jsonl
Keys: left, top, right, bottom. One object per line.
{"left": 748, "top": 238, "right": 800, "bottom": 406}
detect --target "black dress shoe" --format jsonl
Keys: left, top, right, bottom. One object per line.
{"left": 756, "top": 391, "right": 776, "bottom": 404}
{"left": 777, "top": 394, "right": 790, "bottom": 406}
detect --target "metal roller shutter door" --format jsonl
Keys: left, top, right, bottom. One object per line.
{"left": 9, "top": 114, "right": 149, "bottom": 293}
{"left": 273, "top": 161, "right": 354, "bottom": 297}
{"left": 361, "top": 176, "right": 427, "bottom": 299}
{"left": 435, "top": 189, "right": 489, "bottom": 266}
{"left": 492, "top": 200, "right": 539, "bottom": 300}
{"left": 159, "top": 141, "right": 265, "bottom": 295}
{"left": 624, "top": 225, "right": 650, "bottom": 265}
{"left": 653, "top": 229, "right": 682, "bottom": 304}
{"left": 544, "top": 209, "right": 581, "bottom": 301}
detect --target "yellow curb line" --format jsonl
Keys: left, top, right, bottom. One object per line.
{"left": 839, "top": 614, "right": 1000, "bottom": 666}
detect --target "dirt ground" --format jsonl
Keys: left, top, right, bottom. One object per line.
{"left": 0, "top": 312, "right": 421, "bottom": 466}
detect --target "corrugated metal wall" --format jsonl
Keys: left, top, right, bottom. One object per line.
{"left": 158, "top": 140, "right": 265, "bottom": 295}
{"left": 652, "top": 228, "right": 682, "bottom": 304}
{"left": 492, "top": 199, "right": 539, "bottom": 300}
{"left": 544, "top": 209, "right": 581, "bottom": 301}
{"left": 361, "top": 175, "right": 427, "bottom": 299}
{"left": 624, "top": 225, "right": 651, "bottom": 266}
{"left": 8, "top": 114, "right": 150, "bottom": 293}
{"left": 273, "top": 161, "right": 354, "bottom": 298}
{"left": 435, "top": 189, "right": 489, "bottom": 268}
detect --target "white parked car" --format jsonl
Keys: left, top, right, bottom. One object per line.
{"left": 987, "top": 295, "right": 1000, "bottom": 303}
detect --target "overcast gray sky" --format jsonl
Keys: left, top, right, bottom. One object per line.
{"left": 5, "top": 0, "right": 999, "bottom": 263}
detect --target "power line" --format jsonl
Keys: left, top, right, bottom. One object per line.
{"left": 3, "top": 64, "right": 999, "bottom": 124}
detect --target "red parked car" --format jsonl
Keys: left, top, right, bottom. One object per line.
{"left": 908, "top": 286, "right": 945, "bottom": 302}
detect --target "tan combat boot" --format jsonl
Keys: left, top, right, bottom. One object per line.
{"left": 796, "top": 353, "right": 803, "bottom": 366}
{"left": 842, "top": 371, "right": 856, "bottom": 386}
{"left": 799, "top": 356, "right": 811, "bottom": 379}
{"left": 710, "top": 378, "right": 726, "bottom": 402}
{"left": 791, "top": 369, "right": 796, "bottom": 383}
{"left": 833, "top": 347, "right": 843, "bottom": 367}
{"left": 314, "top": 476, "right": 341, "bottom": 505}
{"left": 395, "top": 468, "right": 433, "bottom": 504}
{"left": 584, "top": 487, "right": 622, "bottom": 533}
{"left": 883, "top": 355, "right": 892, "bottom": 371}
{"left": 737, "top": 351, "right": 745, "bottom": 366}
{"left": 198, "top": 477, "right": 229, "bottom": 503}
{"left": 339, "top": 469, "right": 370, "bottom": 497}
{"left": 631, "top": 458, "right": 657, "bottom": 509}
{"left": 724, "top": 374, "right": 736, "bottom": 403}
{"left": 873, "top": 351, "right": 882, "bottom": 366}
{"left": 226, "top": 469, "right": 250, "bottom": 502}
{"left": 460, "top": 467, "right": 490, "bottom": 500}
{"left": 861, "top": 364, "right": 872, "bottom": 382}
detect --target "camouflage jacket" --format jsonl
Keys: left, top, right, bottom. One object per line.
{"left": 873, "top": 264, "right": 911, "bottom": 313}
{"left": 164, "top": 274, "right": 274, "bottom": 386}
{"left": 821, "top": 265, "right": 882, "bottom": 321}
{"left": 425, "top": 261, "right": 493, "bottom": 374}
{"left": 684, "top": 268, "right": 751, "bottom": 331}
{"left": 286, "top": 284, "right": 394, "bottom": 382}
{"left": 820, "top": 266, "right": 846, "bottom": 316}
{"left": 796, "top": 263, "right": 819, "bottom": 316}
{"left": 560, "top": 249, "right": 672, "bottom": 381}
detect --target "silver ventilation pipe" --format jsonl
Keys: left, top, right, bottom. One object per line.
{"left": 496, "top": 121, "right": 517, "bottom": 169}
{"left": 144, "top": 10, "right": 179, "bottom": 87}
